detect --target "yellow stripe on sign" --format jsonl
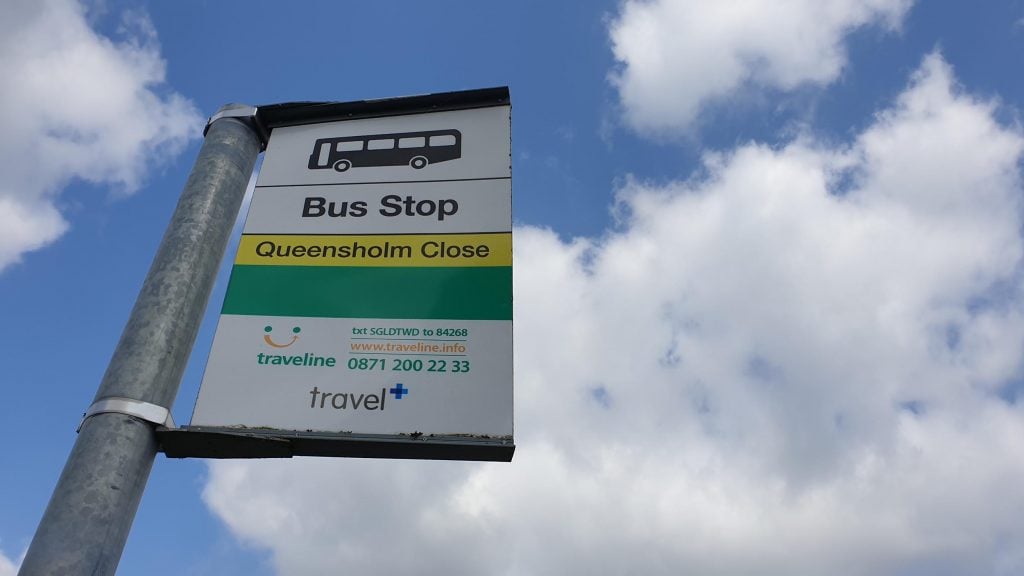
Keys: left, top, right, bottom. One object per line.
{"left": 235, "top": 233, "right": 512, "bottom": 267}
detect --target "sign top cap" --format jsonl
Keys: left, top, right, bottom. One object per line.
{"left": 256, "top": 87, "right": 510, "bottom": 131}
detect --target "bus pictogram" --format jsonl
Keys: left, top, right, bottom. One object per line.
{"left": 307, "top": 129, "right": 462, "bottom": 172}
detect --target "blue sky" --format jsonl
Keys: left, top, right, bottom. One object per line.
{"left": 3, "top": 1, "right": 1024, "bottom": 575}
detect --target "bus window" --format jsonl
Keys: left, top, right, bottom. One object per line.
{"left": 429, "top": 134, "right": 457, "bottom": 147}
{"left": 336, "top": 141, "right": 362, "bottom": 152}
{"left": 399, "top": 137, "right": 426, "bottom": 149}
{"left": 317, "top": 142, "right": 331, "bottom": 166}
{"left": 368, "top": 138, "right": 395, "bottom": 150}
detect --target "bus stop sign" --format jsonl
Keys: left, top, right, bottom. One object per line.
{"left": 165, "top": 88, "right": 513, "bottom": 462}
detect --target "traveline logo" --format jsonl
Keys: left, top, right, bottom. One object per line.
{"left": 257, "top": 352, "right": 336, "bottom": 367}
{"left": 263, "top": 324, "right": 300, "bottom": 348}
{"left": 257, "top": 324, "right": 336, "bottom": 367}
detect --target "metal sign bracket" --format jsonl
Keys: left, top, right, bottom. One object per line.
{"left": 78, "top": 397, "right": 176, "bottom": 433}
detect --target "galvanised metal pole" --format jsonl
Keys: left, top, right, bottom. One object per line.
{"left": 19, "top": 105, "right": 264, "bottom": 576}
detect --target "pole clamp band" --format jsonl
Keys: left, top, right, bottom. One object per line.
{"left": 78, "top": 397, "right": 176, "bottom": 433}
{"left": 204, "top": 103, "right": 269, "bottom": 150}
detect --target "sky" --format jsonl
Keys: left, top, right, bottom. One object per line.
{"left": 3, "top": 0, "right": 1024, "bottom": 574}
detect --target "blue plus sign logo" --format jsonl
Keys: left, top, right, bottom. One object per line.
{"left": 389, "top": 383, "right": 409, "bottom": 400}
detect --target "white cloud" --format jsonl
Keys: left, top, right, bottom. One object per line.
{"left": 0, "top": 548, "right": 19, "bottom": 576}
{"left": 608, "top": 0, "right": 914, "bottom": 134}
{"left": 0, "top": 0, "right": 201, "bottom": 272}
{"left": 204, "top": 54, "right": 1024, "bottom": 575}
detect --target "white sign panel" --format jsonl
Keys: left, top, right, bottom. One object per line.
{"left": 190, "top": 93, "right": 512, "bottom": 459}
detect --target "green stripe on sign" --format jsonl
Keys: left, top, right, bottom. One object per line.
{"left": 221, "top": 265, "right": 512, "bottom": 320}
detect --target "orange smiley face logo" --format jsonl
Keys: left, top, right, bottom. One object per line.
{"left": 264, "top": 325, "right": 301, "bottom": 348}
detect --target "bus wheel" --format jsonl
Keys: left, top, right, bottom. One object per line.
{"left": 333, "top": 159, "right": 352, "bottom": 172}
{"left": 410, "top": 156, "right": 428, "bottom": 169}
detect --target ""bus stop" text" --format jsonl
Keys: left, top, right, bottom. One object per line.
{"left": 301, "top": 195, "right": 460, "bottom": 221}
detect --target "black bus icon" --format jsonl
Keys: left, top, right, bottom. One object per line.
{"left": 307, "top": 129, "right": 462, "bottom": 172}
